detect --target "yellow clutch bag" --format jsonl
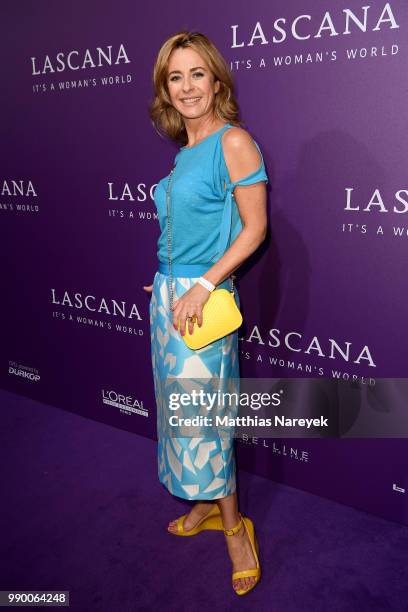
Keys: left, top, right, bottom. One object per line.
{"left": 179, "top": 286, "right": 243, "bottom": 350}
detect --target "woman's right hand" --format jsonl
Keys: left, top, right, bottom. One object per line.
{"left": 143, "top": 283, "right": 153, "bottom": 293}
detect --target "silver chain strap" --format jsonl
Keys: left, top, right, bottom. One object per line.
{"left": 165, "top": 166, "right": 235, "bottom": 313}
{"left": 165, "top": 167, "right": 176, "bottom": 311}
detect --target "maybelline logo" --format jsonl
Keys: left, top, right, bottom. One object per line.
{"left": 243, "top": 326, "right": 375, "bottom": 367}
{"left": 51, "top": 289, "right": 142, "bottom": 320}
{"left": 231, "top": 3, "right": 399, "bottom": 46}
{"left": 31, "top": 44, "right": 130, "bottom": 75}
{"left": 345, "top": 188, "right": 408, "bottom": 213}
{"left": 102, "top": 388, "right": 148, "bottom": 417}
{"left": 238, "top": 436, "right": 309, "bottom": 461}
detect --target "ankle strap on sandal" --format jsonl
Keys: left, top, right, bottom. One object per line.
{"left": 224, "top": 513, "right": 243, "bottom": 536}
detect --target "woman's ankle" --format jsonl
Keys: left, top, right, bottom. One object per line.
{"left": 221, "top": 508, "right": 241, "bottom": 524}
{"left": 195, "top": 500, "right": 215, "bottom": 509}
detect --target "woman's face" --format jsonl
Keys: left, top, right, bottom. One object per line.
{"left": 166, "top": 46, "right": 220, "bottom": 121}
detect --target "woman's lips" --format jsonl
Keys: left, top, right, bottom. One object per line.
{"left": 181, "top": 97, "right": 201, "bottom": 105}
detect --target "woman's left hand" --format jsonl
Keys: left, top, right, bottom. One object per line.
{"left": 172, "top": 282, "right": 211, "bottom": 336}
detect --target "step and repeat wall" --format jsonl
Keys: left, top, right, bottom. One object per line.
{"left": 1, "top": 1, "right": 407, "bottom": 525}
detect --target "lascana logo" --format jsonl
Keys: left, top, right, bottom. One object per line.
{"left": 231, "top": 3, "right": 399, "bottom": 46}
{"left": 1, "top": 179, "right": 39, "bottom": 212}
{"left": 345, "top": 188, "right": 408, "bottom": 214}
{"left": 244, "top": 326, "right": 376, "bottom": 367}
{"left": 1, "top": 180, "right": 37, "bottom": 197}
{"left": 342, "top": 188, "right": 408, "bottom": 239}
{"left": 51, "top": 289, "right": 143, "bottom": 320}
{"left": 108, "top": 181, "right": 156, "bottom": 202}
{"left": 31, "top": 44, "right": 130, "bottom": 75}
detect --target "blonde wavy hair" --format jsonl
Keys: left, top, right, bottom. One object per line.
{"left": 149, "top": 31, "right": 243, "bottom": 147}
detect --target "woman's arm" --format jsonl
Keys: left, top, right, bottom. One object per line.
{"left": 202, "top": 127, "right": 268, "bottom": 287}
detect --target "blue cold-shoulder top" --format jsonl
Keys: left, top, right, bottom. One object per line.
{"left": 153, "top": 122, "right": 268, "bottom": 265}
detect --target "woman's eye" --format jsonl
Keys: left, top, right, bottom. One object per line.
{"left": 169, "top": 72, "right": 204, "bottom": 82}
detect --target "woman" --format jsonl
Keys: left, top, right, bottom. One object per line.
{"left": 144, "top": 31, "right": 268, "bottom": 596}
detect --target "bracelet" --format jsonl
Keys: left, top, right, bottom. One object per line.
{"left": 197, "top": 276, "right": 215, "bottom": 292}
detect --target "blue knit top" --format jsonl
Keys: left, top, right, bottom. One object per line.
{"left": 153, "top": 123, "right": 268, "bottom": 265}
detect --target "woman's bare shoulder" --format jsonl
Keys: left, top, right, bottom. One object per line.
{"left": 221, "top": 126, "right": 262, "bottom": 182}
{"left": 222, "top": 125, "right": 254, "bottom": 149}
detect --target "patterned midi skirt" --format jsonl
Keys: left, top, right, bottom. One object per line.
{"left": 149, "top": 270, "right": 240, "bottom": 500}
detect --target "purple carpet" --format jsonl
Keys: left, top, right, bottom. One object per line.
{"left": 1, "top": 388, "right": 407, "bottom": 611}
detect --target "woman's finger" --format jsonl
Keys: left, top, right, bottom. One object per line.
{"left": 172, "top": 302, "right": 181, "bottom": 331}
{"left": 176, "top": 304, "right": 192, "bottom": 337}
{"left": 178, "top": 311, "right": 187, "bottom": 336}
{"left": 143, "top": 284, "right": 153, "bottom": 293}
{"left": 187, "top": 314, "right": 196, "bottom": 336}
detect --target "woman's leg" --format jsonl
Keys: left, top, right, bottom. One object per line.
{"left": 218, "top": 492, "right": 258, "bottom": 593}
{"left": 168, "top": 492, "right": 258, "bottom": 592}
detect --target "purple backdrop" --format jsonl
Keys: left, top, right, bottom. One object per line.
{"left": 1, "top": 1, "right": 407, "bottom": 525}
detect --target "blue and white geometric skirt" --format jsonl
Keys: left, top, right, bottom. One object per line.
{"left": 149, "top": 271, "right": 240, "bottom": 500}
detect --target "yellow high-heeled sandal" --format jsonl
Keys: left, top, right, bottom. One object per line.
{"left": 224, "top": 513, "right": 261, "bottom": 596}
{"left": 169, "top": 502, "right": 223, "bottom": 536}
